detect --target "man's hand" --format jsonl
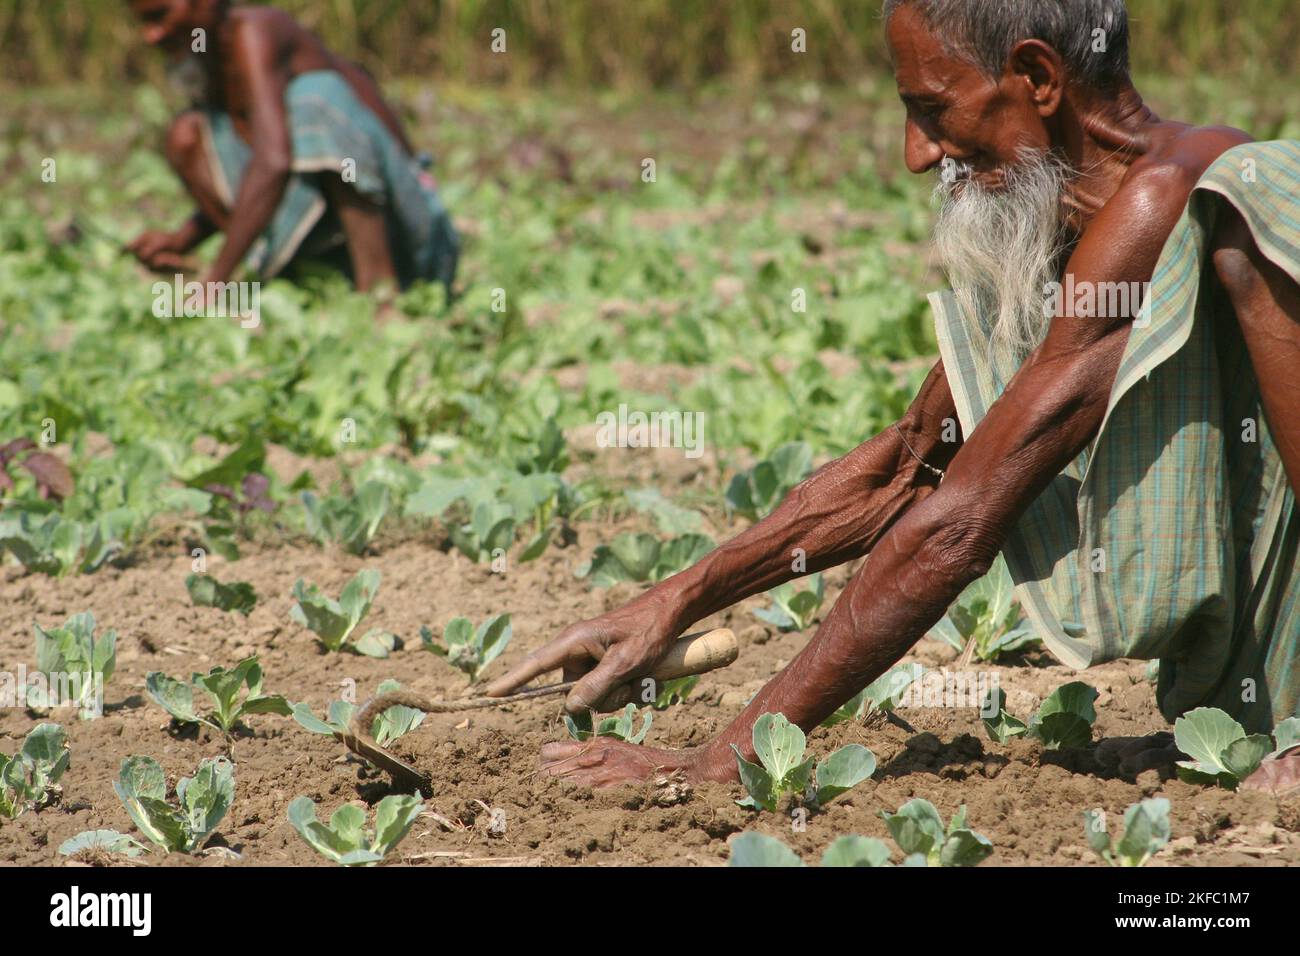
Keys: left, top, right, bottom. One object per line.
{"left": 538, "top": 737, "right": 730, "bottom": 787}
{"left": 126, "top": 229, "right": 191, "bottom": 271}
{"left": 484, "top": 595, "right": 682, "bottom": 714}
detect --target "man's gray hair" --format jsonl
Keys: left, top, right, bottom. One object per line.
{"left": 882, "top": 0, "right": 1131, "bottom": 92}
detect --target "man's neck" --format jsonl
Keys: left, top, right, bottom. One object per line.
{"left": 1056, "top": 84, "right": 1160, "bottom": 229}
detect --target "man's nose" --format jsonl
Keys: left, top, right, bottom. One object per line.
{"left": 904, "top": 118, "right": 945, "bottom": 175}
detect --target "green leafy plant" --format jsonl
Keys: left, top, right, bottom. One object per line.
{"left": 1172, "top": 709, "right": 1299, "bottom": 789}
{"left": 822, "top": 663, "right": 924, "bottom": 727}
{"left": 185, "top": 572, "right": 257, "bottom": 615}
{"left": 113, "top": 755, "right": 235, "bottom": 854}
{"left": 725, "top": 442, "right": 812, "bottom": 521}
{"left": 1083, "top": 798, "right": 1171, "bottom": 867}
{"left": 928, "top": 556, "right": 1039, "bottom": 661}
{"left": 0, "top": 723, "right": 70, "bottom": 819}
{"left": 58, "top": 829, "right": 148, "bottom": 860}
{"left": 420, "top": 614, "right": 512, "bottom": 682}
{"left": 288, "top": 793, "right": 424, "bottom": 866}
{"left": 577, "top": 532, "right": 714, "bottom": 587}
{"left": 0, "top": 511, "right": 119, "bottom": 576}
{"left": 880, "top": 799, "right": 993, "bottom": 867}
{"left": 302, "top": 480, "right": 390, "bottom": 554}
{"left": 32, "top": 611, "right": 116, "bottom": 718}
{"left": 652, "top": 676, "right": 699, "bottom": 710}
{"left": 728, "top": 832, "right": 894, "bottom": 867}
{"left": 289, "top": 569, "right": 394, "bottom": 657}
{"left": 565, "top": 703, "right": 653, "bottom": 743}
{"left": 752, "top": 573, "right": 824, "bottom": 632}
{"left": 292, "top": 680, "right": 425, "bottom": 747}
{"left": 981, "top": 682, "right": 1099, "bottom": 750}
{"left": 449, "top": 500, "right": 516, "bottom": 563}
{"left": 146, "top": 656, "right": 291, "bottom": 734}
{"left": 731, "top": 712, "right": 876, "bottom": 811}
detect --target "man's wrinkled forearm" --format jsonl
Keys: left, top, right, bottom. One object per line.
{"left": 688, "top": 489, "right": 996, "bottom": 780}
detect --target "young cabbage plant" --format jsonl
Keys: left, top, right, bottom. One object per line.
{"left": 58, "top": 829, "right": 148, "bottom": 860}
{"left": 0, "top": 723, "right": 71, "bottom": 819}
{"left": 727, "top": 832, "right": 894, "bottom": 868}
{"left": 651, "top": 675, "right": 699, "bottom": 710}
{"left": 302, "top": 480, "right": 391, "bottom": 555}
{"left": 32, "top": 611, "right": 116, "bottom": 718}
{"left": 927, "top": 556, "right": 1040, "bottom": 662}
{"left": 725, "top": 442, "right": 813, "bottom": 521}
{"left": 449, "top": 500, "right": 516, "bottom": 563}
{"left": 113, "top": 755, "right": 234, "bottom": 854}
{"left": 822, "top": 663, "right": 924, "bottom": 727}
{"left": 292, "top": 680, "right": 424, "bottom": 748}
{"left": 576, "top": 531, "right": 714, "bottom": 588}
{"left": 420, "top": 614, "right": 512, "bottom": 683}
{"left": 185, "top": 572, "right": 257, "bottom": 615}
{"left": 1083, "top": 798, "right": 1171, "bottom": 867}
{"left": 565, "top": 703, "right": 653, "bottom": 744}
{"left": 1172, "top": 709, "right": 1298, "bottom": 789}
{"left": 880, "top": 799, "right": 993, "bottom": 867}
{"left": 752, "top": 573, "right": 824, "bottom": 632}
{"left": 982, "top": 682, "right": 1099, "bottom": 750}
{"left": 288, "top": 793, "right": 424, "bottom": 866}
{"left": 0, "top": 511, "right": 119, "bottom": 577}
{"left": 289, "top": 568, "right": 394, "bottom": 657}
{"left": 146, "top": 656, "right": 291, "bottom": 734}
{"left": 731, "top": 712, "right": 876, "bottom": 812}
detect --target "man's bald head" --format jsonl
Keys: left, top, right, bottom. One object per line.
{"left": 882, "top": 0, "right": 1131, "bottom": 94}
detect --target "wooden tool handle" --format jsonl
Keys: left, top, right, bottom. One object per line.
{"left": 650, "top": 627, "right": 739, "bottom": 679}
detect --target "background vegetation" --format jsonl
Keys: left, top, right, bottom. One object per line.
{"left": 3, "top": 0, "right": 1297, "bottom": 90}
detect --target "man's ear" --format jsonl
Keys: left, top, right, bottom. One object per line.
{"left": 1006, "top": 39, "right": 1065, "bottom": 118}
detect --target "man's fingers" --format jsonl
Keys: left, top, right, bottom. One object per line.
{"left": 483, "top": 633, "right": 592, "bottom": 697}
{"left": 564, "top": 653, "right": 633, "bottom": 715}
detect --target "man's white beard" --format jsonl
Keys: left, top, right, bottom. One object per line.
{"left": 932, "top": 150, "right": 1073, "bottom": 368}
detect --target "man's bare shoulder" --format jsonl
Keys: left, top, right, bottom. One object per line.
{"left": 1120, "top": 123, "right": 1254, "bottom": 208}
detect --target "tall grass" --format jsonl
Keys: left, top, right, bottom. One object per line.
{"left": 3, "top": 0, "right": 1296, "bottom": 89}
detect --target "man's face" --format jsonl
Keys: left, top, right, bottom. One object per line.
{"left": 128, "top": 0, "right": 198, "bottom": 55}
{"left": 887, "top": 5, "right": 1050, "bottom": 190}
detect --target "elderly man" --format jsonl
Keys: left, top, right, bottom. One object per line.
{"left": 125, "top": 0, "right": 458, "bottom": 293}
{"left": 489, "top": 0, "right": 1300, "bottom": 788}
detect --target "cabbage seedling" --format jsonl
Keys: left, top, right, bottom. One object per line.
{"left": 981, "top": 682, "right": 1098, "bottom": 750}
{"left": 880, "top": 799, "right": 993, "bottom": 867}
{"left": 0, "top": 723, "right": 70, "bottom": 819}
{"left": 1083, "top": 798, "right": 1171, "bottom": 867}
{"left": 113, "top": 755, "right": 234, "bottom": 854}
{"left": 302, "top": 480, "right": 391, "bottom": 555}
{"left": 752, "top": 573, "right": 824, "bottom": 632}
{"left": 728, "top": 832, "right": 893, "bottom": 867}
{"left": 288, "top": 793, "right": 424, "bottom": 866}
{"left": 58, "top": 829, "right": 147, "bottom": 860}
{"left": 928, "top": 556, "right": 1039, "bottom": 662}
{"left": 731, "top": 712, "right": 876, "bottom": 811}
{"left": 289, "top": 568, "right": 394, "bottom": 657}
{"left": 1172, "top": 709, "right": 1298, "bottom": 789}
{"left": 0, "top": 511, "right": 119, "bottom": 576}
{"left": 577, "top": 531, "right": 714, "bottom": 587}
{"left": 449, "top": 500, "right": 516, "bottom": 563}
{"left": 725, "top": 442, "right": 813, "bottom": 521}
{"left": 293, "top": 680, "right": 424, "bottom": 747}
{"left": 32, "top": 611, "right": 116, "bottom": 719}
{"left": 185, "top": 572, "right": 257, "bottom": 615}
{"left": 822, "top": 662, "right": 924, "bottom": 727}
{"left": 146, "top": 656, "right": 291, "bottom": 734}
{"left": 420, "top": 614, "right": 512, "bottom": 683}
{"left": 565, "top": 703, "right": 653, "bottom": 743}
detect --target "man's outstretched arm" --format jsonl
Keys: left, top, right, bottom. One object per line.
{"left": 485, "top": 359, "right": 961, "bottom": 708}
